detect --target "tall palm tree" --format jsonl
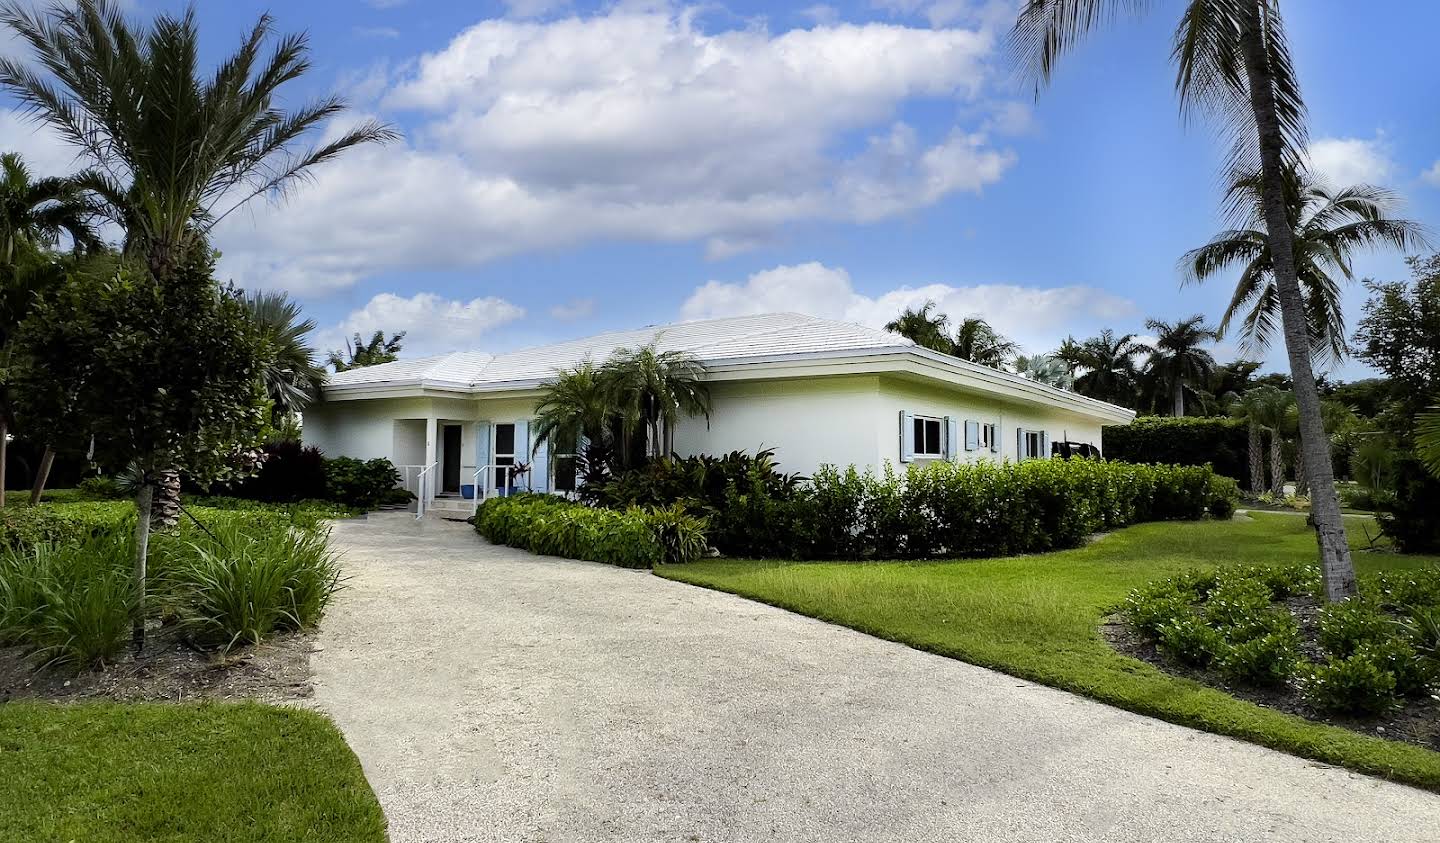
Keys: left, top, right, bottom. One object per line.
{"left": 328, "top": 331, "right": 406, "bottom": 372}
{"left": 1143, "top": 315, "right": 1218, "bottom": 417}
{"left": 953, "top": 316, "right": 1018, "bottom": 369}
{"left": 1231, "top": 386, "right": 1273, "bottom": 494}
{"left": 1184, "top": 165, "right": 1427, "bottom": 365}
{"left": 1057, "top": 329, "right": 1149, "bottom": 407}
{"left": 1012, "top": 0, "right": 1361, "bottom": 599}
{"left": 243, "top": 290, "right": 326, "bottom": 425}
{"left": 884, "top": 301, "right": 953, "bottom": 354}
{"left": 602, "top": 342, "right": 710, "bottom": 461}
{"left": 1419, "top": 407, "right": 1440, "bottom": 481}
{"left": 1013, "top": 353, "right": 1073, "bottom": 389}
{"left": 0, "top": 152, "right": 100, "bottom": 264}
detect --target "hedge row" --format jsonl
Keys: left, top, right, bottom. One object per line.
{"left": 1102, "top": 417, "right": 1248, "bottom": 484}
{"left": 0, "top": 499, "right": 350, "bottom": 553}
{"left": 475, "top": 494, "right": 708, "bottom": 568}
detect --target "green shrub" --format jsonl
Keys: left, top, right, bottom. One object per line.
{"left": 323, "top": 457, "right": 402, "bottom": 510}
{"left": 1122, "top": 584, "right": 1195, "bottom": 639}
{"left": 1340, "top": 485, "right": 1394, "bottom": 512}
{"left": 475, "top": 494, "right": 709, "bottom": 567}
{"left": 1101, "top": 417, "right": 1248, "bottom": 484}
{"left": 1207, "top": 475, "right": 1239, "bottom": 519}
{"left": 158, "top": 521, "right": 341, "bottom": 650}
{"left": 1303, "top": 648, "right": 1399, "bottom": 715}
{"left": 1318, "top": 600, "right": 1392, "bottom": 658}
{"left": 213, "top": 441, "right": 329, "bottom": 502}
{"left": 1362, "top": 566, "right": 1440, "bottom": 611}
{"left": 1157, "top": 614, "right": 1224, "bottom": 666}
{"left": 0, "top": 528, "right": 135, "bottom": 669}
{"left": 76, "top": 475, "right": 127, "bottom": 500}
{"left": 0, "top": 502, "right": 131, "bottom": 551}
{"left": 1377, "top": 457, "right": 1440, "bottom": 552}
{"left": 1216, "top": 629, "right": 1300, "bottom": 687}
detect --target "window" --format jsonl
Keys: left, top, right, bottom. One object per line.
{"left": 980, "top": 423, "right": 997, "bottom": 453}
{"left": 912, "top": 416, "right": 944, "bottom": 457}
{"left": 493, "top": 423, "right": 516, "bottom": 488}
{"left": 1020, "top": 429, "right": 1045, "bottom": 461}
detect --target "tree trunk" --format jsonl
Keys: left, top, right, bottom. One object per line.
{"left": 28, "top": 445, "right": 54, "bottom": 505}
{"left": 132, "top": 483, "right": 153, "bottom": 654}
{"left": 150, "top": 468, "right": 181, "bottom": 530}
{"left": 1248, "top": 420, "right": 1264, "bottom": 494}
{"left": 1269, "top": 430, "right": 1285, "bottom": 498}
{"left": 1173, "top": 382, "right": 1185, "bottom": 417}
{"left": 1295, "top": 448, "right": 1310, "bottom": 497}
{"left": 1239, "top": 12, "right": 1355, "bottom": 600}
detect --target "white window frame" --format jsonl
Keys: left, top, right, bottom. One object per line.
{"left": 980, "top": 422, "right": 997, "bottom": 453}
{"left": 912, "top": 415, "right": 945, "bottom": 459}
{"left": 1020, "top": 429, "right": 1046, "bottom": 461}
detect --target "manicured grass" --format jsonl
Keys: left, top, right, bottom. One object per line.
{"left": 0, "top": 702, "right": 386, "bottom": 842}
{"left": 657, "top": 513, "right": 1440, "bottom": 791}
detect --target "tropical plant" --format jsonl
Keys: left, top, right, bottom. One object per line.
{"left": 1056, "top": 329, "right": 1149, "bottom": 406}
{"left": 0, "top": 152, "right": 100, "bottom": 265}
{"left": 243, "top": 290, "right": 326, "bottom": 423}
{"left": 1013, "top": 353, "right": 1073, "bottom": 389}
{"left": 1417, "top": 407, "right": 1440, "bottom": 481}
{"left": 953, "top": 316, "right": 1018, "bottom": 369}
{"left": 1183, "top": 164, "right": 1426, "bottom": 365}
{"left": 0, "top": 0, "right": 390, "bottom": 647}
{"left": 884, "top": 301, "right": 953, "bottom": 354}
{"left": 1011, "top": 0, "right": 1361, "bottom": 599}
{"left": 530, "top": 361, "right": 612, "bottom": 463}
{"left": 1232, "top": 387, "right": 1273, "bottom": 493}
{"left": 601, "top": 342, "right": 710, "bottom": 461}
{"left": 1144, "top": 315, "right": 1219, "bottom": 417}
{"left": 327, "top": 330, "right": 405, "bottom": 372}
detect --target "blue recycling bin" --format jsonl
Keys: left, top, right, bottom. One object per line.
{"left": 460, "top": 484, "right": 476, "bottom": 500}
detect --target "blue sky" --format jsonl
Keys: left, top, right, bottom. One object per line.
{"left": 2, "top": 0, "right": 1437, "bottom": 378}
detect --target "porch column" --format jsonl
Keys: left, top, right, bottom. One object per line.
{"left": 424, "top": 416, "right": 438, "bottom": 505}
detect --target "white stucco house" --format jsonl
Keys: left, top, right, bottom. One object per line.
{"left": 304, "top": 312, "right": 1135, "bottom": 510}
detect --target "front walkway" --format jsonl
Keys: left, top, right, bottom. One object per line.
{"left": 312, "top": 513, "right": 1438, "bottom": 843}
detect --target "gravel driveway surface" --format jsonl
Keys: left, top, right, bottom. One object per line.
{"left": 312, "top": 512, "right": 1440, "bottom": 843}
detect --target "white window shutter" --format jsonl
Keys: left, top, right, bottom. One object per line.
{"left": 530, "top": 420, "right": 549, "bottom": 493}
{"left": 964, "top": 420, "right": 978, "bottom": 451}
{"left": 900, "top": 411, "right": 915, "bottom": 462}
{"left": 474, "top": 422, "right": 492, "bottom": 494}
{"left": 945, "top": 416, "right": 959, "bottom": 461}
{"left": 1017, "top": 428, "right": 1024, "bottom": 461}
{"left": 1041, "top": 431, "right": 1050, "bottom": 459}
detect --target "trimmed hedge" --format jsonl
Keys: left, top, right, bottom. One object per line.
{"left": 0, "top": 503, "right": 130, "bottom": 550}
{"left": 475, "top": 494, "right": 708, "bottom": 568}
{"left": 1102, "top": 417, "right": 1248, "bottom": 484}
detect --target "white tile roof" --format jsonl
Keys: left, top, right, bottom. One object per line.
{"left": 326, "top": 313, "right": 912, "bottom": 389}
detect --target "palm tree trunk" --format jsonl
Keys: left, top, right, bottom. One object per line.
{"left": 28, "top": 445, "right": 54, "bottom": 505}
{"left": 1248, "top": 420, "right": 1264, "bottom": 494}
{"left": 132, "top": 482, "right": 153, "bottom": 653}
{"left": 151, "top": 468, "right": 181, "bottom": 530}
{"left": 1269, "top": 430, "right": 1285, "bottom": 498}
{"left": 1173, "top": 382, "right": 1185, "bottom": 417}
{"left": 1295, "top": 448, "right": 1309, "bottom": 497}
{"left": 1239, "top": 12, "right": 1355, "bottom": 600}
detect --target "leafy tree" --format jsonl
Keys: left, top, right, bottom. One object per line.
{"left": 1143, "top": 315, "right": 1218, "bottom": 417}
{"left": 1353, "top": 255, "right": 1440, "bottom": 429}
{"left": 327, "top": 330, "right": 405, "bottom": 372}
{"left": 1056, "top": 329, "right": 1149, "bottom": 407}
{"left": 1011, "top": 0, "right": 1361, "bottom": 598}
{"left": 953, "top": 316, "right": 1018, "bottom": 369}
{"left": 1183, "top": 164, "right": 1425, "bottom": 365}
{"left": 884, "top": 301, "right": 953, "bottom": 354}
{"left": 243, "top": 290, "right": 325, "bottom": 423}
{"left": 603, "top": 343, "right": 710, "bottom": 460}
{"left": 0, "top": 242, "right": 70, "bottom": 506}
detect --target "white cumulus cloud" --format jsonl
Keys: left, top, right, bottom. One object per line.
{"left": 1422, "top": 160, "right": 1440, "bottom": 188}
{"left": 316, "top": 292, "right": 525, "bottom": 359}
{"left": 680, "top": 262, "right": 1138, "bottom": 355}
{"left": 1305, "top": 135, "right": 1394, "bottom": 187}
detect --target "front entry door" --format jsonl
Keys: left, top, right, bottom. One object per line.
{"left": 442, "top": 424, "right": 462, "bottom": 493}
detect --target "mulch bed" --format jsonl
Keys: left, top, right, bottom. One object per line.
{"left": 1102, "top": 608, "right": 1440, "bottom": 753}
{"left": 0, "top": 622, "right": 316, "bottom": 704}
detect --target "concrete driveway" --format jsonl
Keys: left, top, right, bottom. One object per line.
{"left": 312, "top": 513, "right": 1439, "bottom": 843}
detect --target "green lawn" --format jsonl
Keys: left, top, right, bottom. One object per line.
{"left": 657, "top": 513, "right": 1440, "bottom": 791}
{"left": 0, "top": 702, "right": 386, "bottom": 842}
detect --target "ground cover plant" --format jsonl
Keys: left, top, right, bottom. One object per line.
{"left": 655, "top": 514, "right": 1440, "bottom": 790}
{"left": 0, "top": 701, "right": 385, "bottom": 842}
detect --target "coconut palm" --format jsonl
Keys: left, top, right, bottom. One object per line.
{"left": 0, "top": 152, "right": 101, "bottom": 265}
{"left": 1011, "top": 0, "right": 1360, "bottom": 599}
{"left": 1183, "top": 165, "right": 1427, "bottom": 365}
{"left": 1143, "top": 316, "right": 1219, "bottom": 417}
{"left": 953, "top": 317, "right": 1018, "bottom": 369}
{"left": 243, "top": 290, "right": 326, "bottom": 424}
{"left": 1241, "top": 385, "right": 1292, "bottom": 497}
{"left": 1014, "top": 353, "right": 1073, "bottom": 389}
{"left": 1057, "top": 330, "right": 1149, "bottom": 407}
{"left": 0, "top": 1, "right": 396, "bottom": 280}
{"left": 1231, "top": 387, "right": 1272, "bottom": 494}
{"left": 1415, "top": 407, "right": 1440, "bottom": 481}
{"left": 601, "top": 342, "right": 710, "bottom": 461}
{"left": 884, "top": 301, "right": 953, "bottom": 354}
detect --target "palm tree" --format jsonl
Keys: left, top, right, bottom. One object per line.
{"left": 1057, "top": 329, "right": 1149, "bottom": 407}
{"left": 328, "top": 331, "right": 406, "bottom": 372}
{"left": 1231, "top": 387, "right": 1270, "bottom": 494}
{"left": 1014, "top": 353, "right": 1073, "bottom": 389}
{"left": 1183, "top": 165, "right": 1427, "bottom": 365}
{"left": 953, "top": 316, "right": 1018, "bottom": 369}
{"left": 1011, "top": 0, "right": 1361, "bottom": 599}
{"left": 1143, "top": 316, "right": 1218, "bottom": 417}
{"left": 0, "top": 153, "right": 101, "bottom": 264}
{"left": 1419, "top": 407, "right": 1440, "bottom": 481}
{"left": 884, "top": 301, "right": 953, "bottom": 354}
{"left": 243, "top": 290, "right": 326, "bottom": 425}
{"left": 531, "top": 362, "right": 612, "bottom": 465}
{"left": 601, "top": 342, "right": 710, "bottom": 461}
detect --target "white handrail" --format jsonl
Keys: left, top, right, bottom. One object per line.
{"left": 472, "top": 463, "right": 514, "bottom": 515}
{"left": 414, "top": 462, "right": 438, "bottom": 520}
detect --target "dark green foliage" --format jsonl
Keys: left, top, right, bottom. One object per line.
{"left": 1318, "top": 600, "right": 1392, "bottom": 658}
{"left": 1216, "top": 629, "right": 1301, "bottom": 687}
{"left": 1102, "top": 417, "right": 1248, "bottom": 483}
{"left": 0, "top": 527, "right": 135, "bottom": 668}
{"left": 322, "top": 457, "right": 401, "bottom": 510}
{"left": 1303, "top": 649, "right": 1400, "bottom": 715}
{"left": 1377, "top": 457, "right": 1440, "bottom": 552}
{"left": 75, "top": 476, "right": 126, "bottom": 500}
{"left": 0, "top": 503, "right": 129, "bottom": 550}
{"left": 1157, "top": 615, "right": 1224, "bottom": 666}
{"left": 215, "top": 441, "right": 328, "bottom": 503}
{"left": 475, "top": 494, "right": 707, "bottom": 567}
